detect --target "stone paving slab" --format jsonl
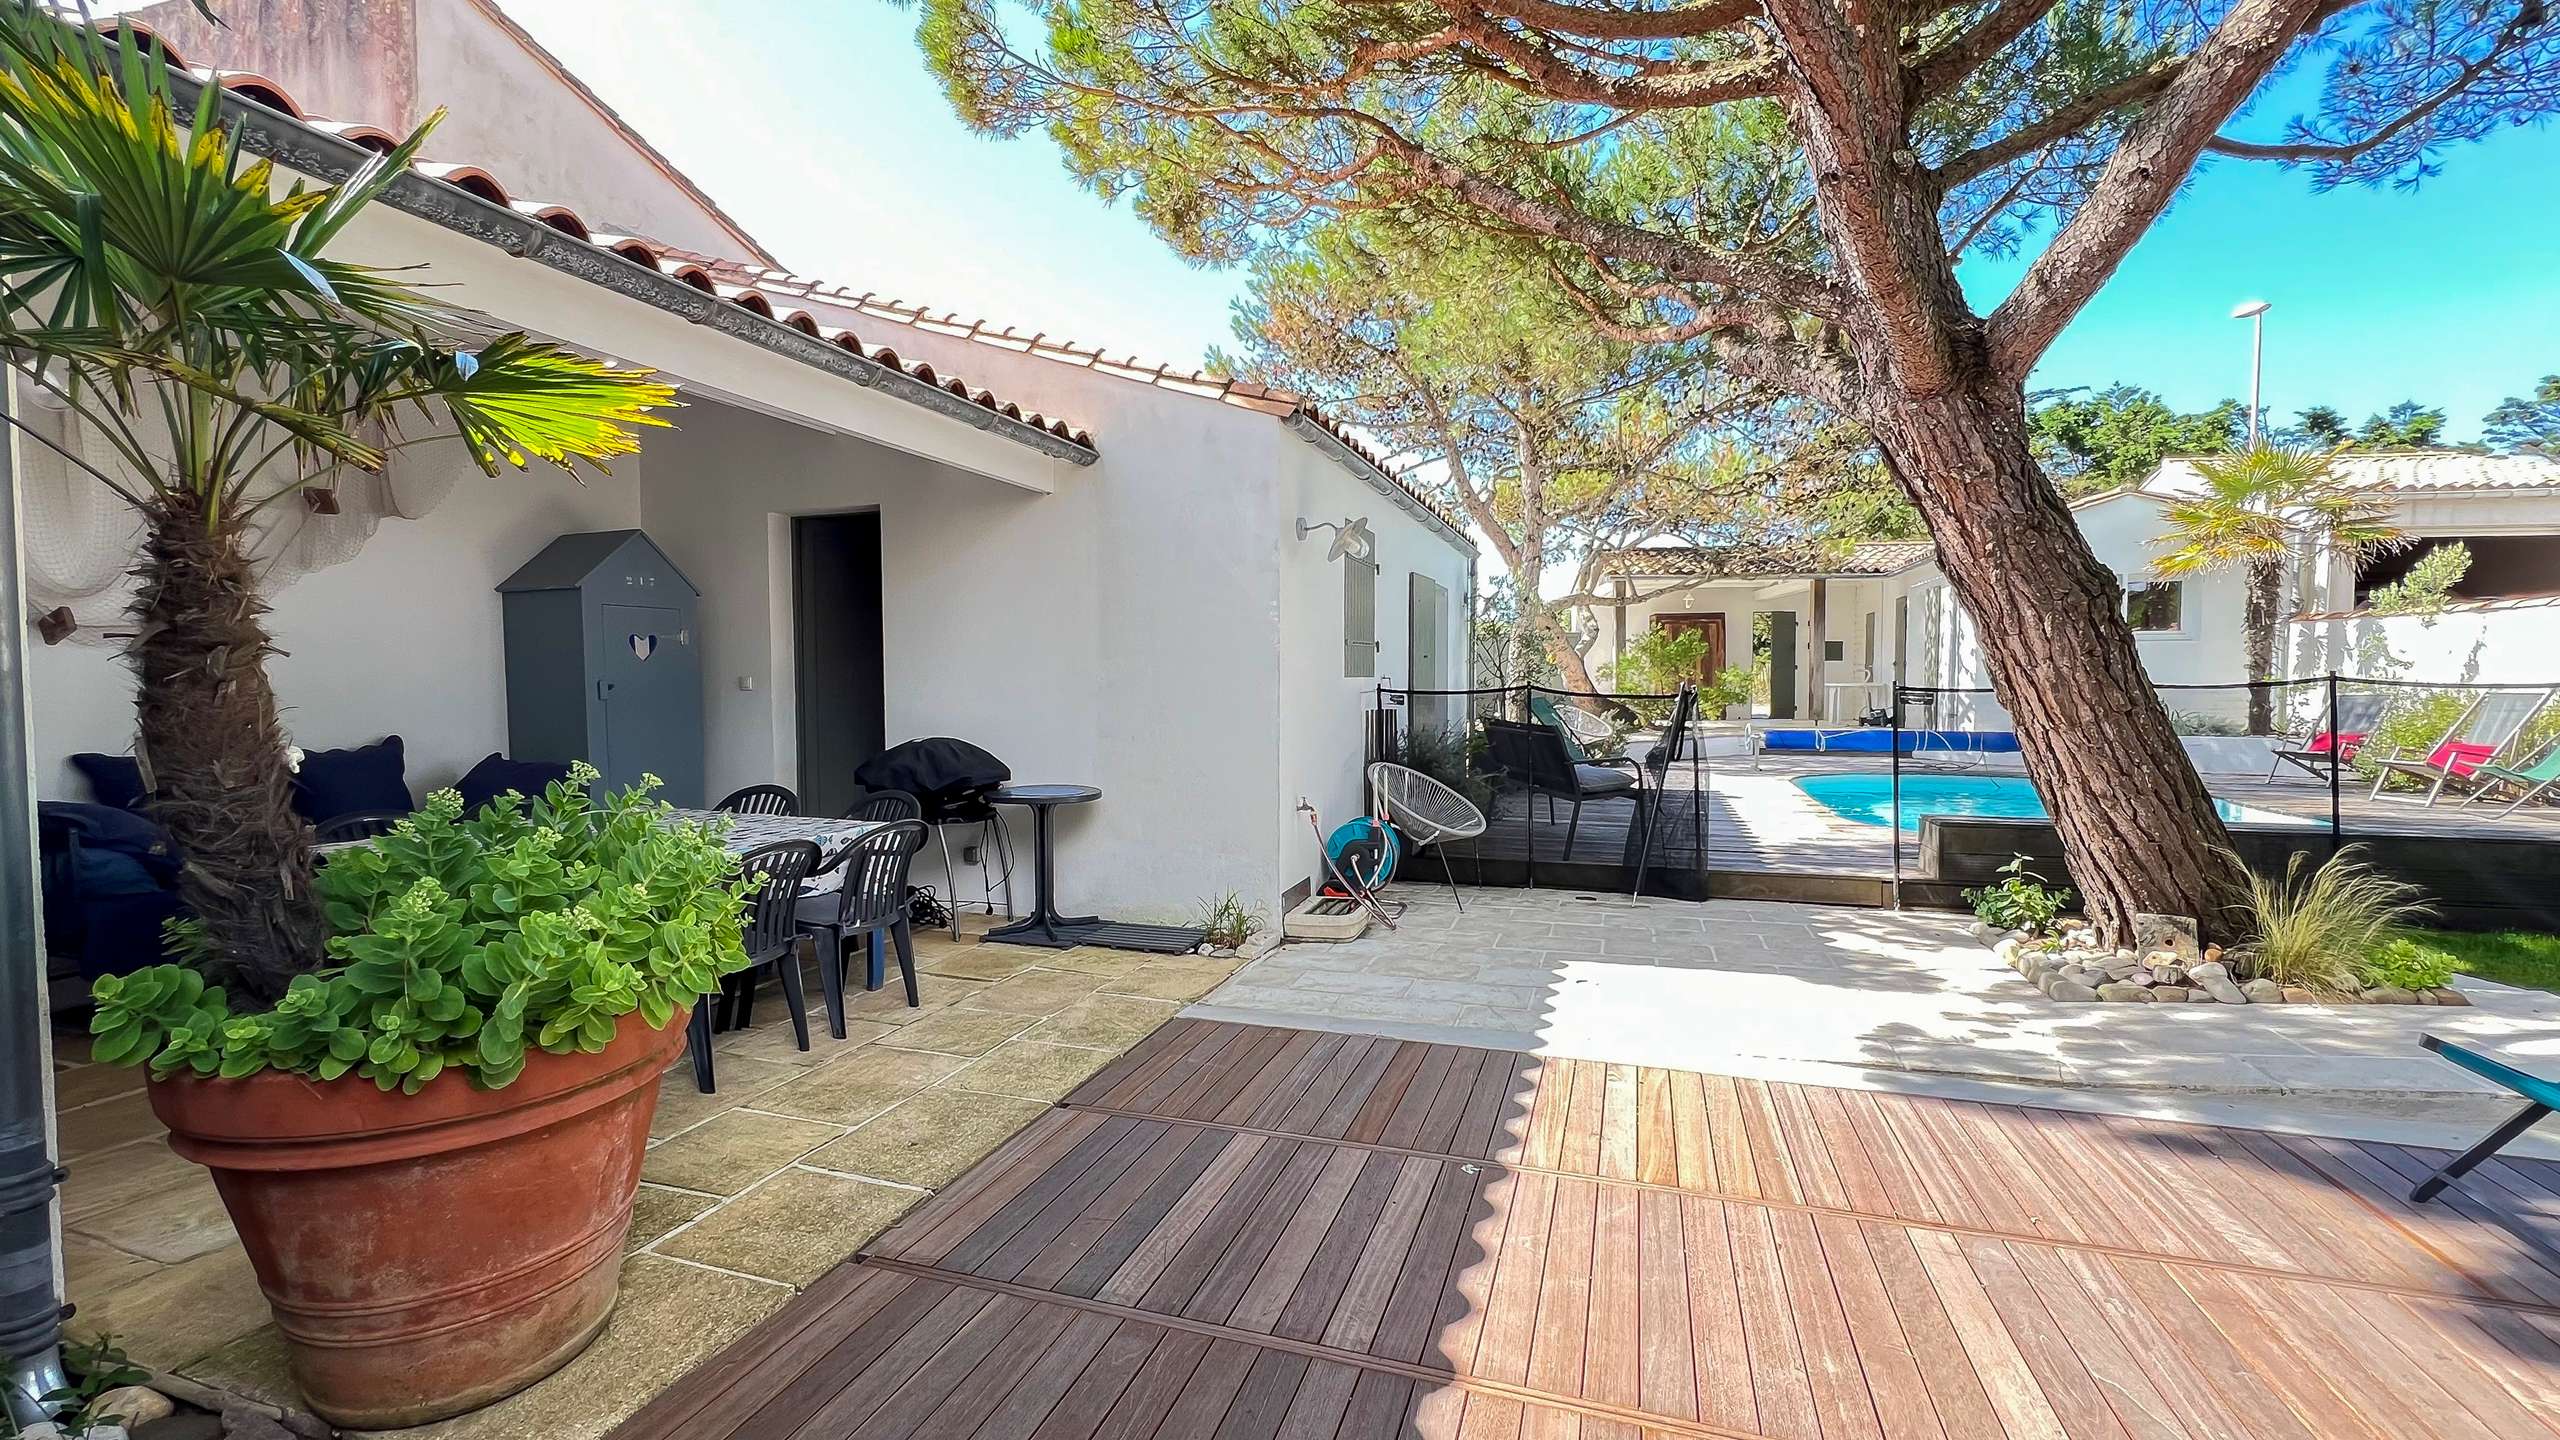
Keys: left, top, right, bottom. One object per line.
{"left": 1191, "top": 884, "right": 2560, "bottom": 1153}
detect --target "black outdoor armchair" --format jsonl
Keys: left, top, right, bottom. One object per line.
{"left": 1481, "top": 718, "right": 1645, "bottom": 861}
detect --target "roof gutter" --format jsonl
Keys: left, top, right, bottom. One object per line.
{"left": 1282, "top": 411, "right": 1472, "bottom": 556}
{"left": 161, "top": 69, "right": 1098, "bottom": 467}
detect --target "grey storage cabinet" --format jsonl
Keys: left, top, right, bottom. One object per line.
{"left": 497, "top": 531, "right": 706, "bottom": 807}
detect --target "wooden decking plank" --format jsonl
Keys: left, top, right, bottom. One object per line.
{"left": 1069, "top": 1019, "right": 1212, "bottom": 1108}
{"left": 1017, "top": 1124, "right": 1221, "bottom": 1290}
{"left": 1678, "top": 1195, "right": 1757, "bottom": 1437}
{"left": 1471, "top": 1169, "right": 1560, "bottom": 1386}
{"left": 1272, "top": 1151, "right": 1410, "bottom": 1341}
{"left": 1858, "top": 1224, "right": 2009, "bottom": 1440}
{"left": 1223, "top": 1146, "right": 1373, "bottom": 1332}
{"left": 1525, "top": 1176, "right": 1600, "bottom": 1409}
{"left": 1370, "top": 1161, "right": 1489, "bottom": 1365}
{"left": 1092, "top": 1133, "right": 1272, "bottom": 1306}
{"left": 1634, "top": 1189, "right": 1698, "bottom": 1423}
{"left": 1378, "top": 1046, "right": 1464, "bottom": 1151}
{"left": 1805, "top": 1213, "right": 1946, "bottom": 1440}
{"left": 1728, "top": 1203, "right": 1822, "bottom": 1440}
{"left": 1321, "top": 1156, "right": 1445, "bottom": 1352}
{"left": 1020, "top": 1322, "right": 1164, "bottom": 1440}
{"left": 1584, "top": 1176, "right": 1644, "bottom": 1412}
{"left": 1946, "top": 1238, "right": 2129, "bottom": 1440}
{"left": 1765, "top": 1207, "right": 1886, "bottom": 1440}
{"left": 617, "top": 1020, "right": 2560, "bottom": 1440}
{"left": 1598, "top": 1064, "right": 1642, "bottom": 1183}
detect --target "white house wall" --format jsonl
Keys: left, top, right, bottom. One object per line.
{"left": 1273, "top": 444, "right": 1473, "bottom": 902}
{"left": 24, "top": 400, "right": 646, "bottom": 800}
{"left": 630, "top": 390, "right": 1286, "bottom": 924}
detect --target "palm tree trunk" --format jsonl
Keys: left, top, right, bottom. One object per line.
{"left": 130, "top": 498, "right": 326, "bottom": 1003}
{"left": 2245, "top": 559, "right": 2281, "bottom": 735}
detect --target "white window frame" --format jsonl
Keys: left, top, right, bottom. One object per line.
{"left": 2118, "top": 574, "right": 2190, "bottom": 638}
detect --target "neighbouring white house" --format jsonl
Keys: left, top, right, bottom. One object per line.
{"left": 1579, "top": 451, "right": 2560, "bottom": 737}
{"left": 17, "top": 0, "right": 1475, "bottom": 924}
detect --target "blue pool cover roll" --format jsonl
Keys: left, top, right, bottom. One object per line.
{"left": 1760, "top": 729, "right": 2022, "bottom": 753}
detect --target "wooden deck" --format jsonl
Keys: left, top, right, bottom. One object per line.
{"left": 615, "top": 1020, "right": 2560, "bottom": 1440}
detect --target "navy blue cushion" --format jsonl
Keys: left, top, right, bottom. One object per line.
{"left": 69, "top": 752, "right": 148, "bottom": 812}
{"left": 455, "top": 753, "right": 574, "bottom": 814}
{"left": 292, "top": 735, "right": 412, "bottom": 821}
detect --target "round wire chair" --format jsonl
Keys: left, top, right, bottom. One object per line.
{"left": 1367, "top": 762, "right": 1488, "bottom": 909}
{"left": 1552, "top": 703, "right": 1619, "bottom": 756}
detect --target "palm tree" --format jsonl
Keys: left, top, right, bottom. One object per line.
{"left": 0, "top": 10, "right": 674, "bottom": 1002}
{"left": 2154, "top": 446, "right": 2400, "bottom": 735}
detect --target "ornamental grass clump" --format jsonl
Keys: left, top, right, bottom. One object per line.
{"left": 2238, "top": 845, "right": 2432, "bottom": 994}
{"left": 91, "top": 767, "right": 749, "bottom": 1091}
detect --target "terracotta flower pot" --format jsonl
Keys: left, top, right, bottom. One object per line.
{"left": 147, "top": 1009, "right": 688, "bottom": 1429}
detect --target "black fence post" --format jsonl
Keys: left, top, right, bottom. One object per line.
{"left": 1889, "top": 689, "right": 1905, "bottom": 909}
{"left": 2327, "top": 672, "right": 2343, "bottom": 856}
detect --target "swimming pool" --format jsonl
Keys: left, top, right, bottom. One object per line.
{"left": 1794, "top": 773, "right": 2302, "bottom": 830}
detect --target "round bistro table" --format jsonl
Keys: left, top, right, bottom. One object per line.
{"left": 982, "top": 785, "right": 1206, "bottom": 954}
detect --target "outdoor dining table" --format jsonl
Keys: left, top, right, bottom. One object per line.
{"left": 983, "top": 784, "right": 1206, "bottom": 954}
{"left": 664, "top": 808, "right": 884, "bottom": 895}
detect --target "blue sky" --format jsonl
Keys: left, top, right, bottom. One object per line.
{"left": 499, "top": 0, "right": 2556, "bottom": 440}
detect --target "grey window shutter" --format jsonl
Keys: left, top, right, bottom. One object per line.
{"left": 1344, "top": 556, "right": 1378, "bottom": 676}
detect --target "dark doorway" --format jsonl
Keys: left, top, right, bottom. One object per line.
{"left": 1761, "top": 611, "right": 1798, "bottom": 720}
{"left": 793, "top": 512, "right": 886, "bottom": 817}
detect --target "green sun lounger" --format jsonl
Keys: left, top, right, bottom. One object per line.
{"left": 2412, "top": 1034, "right": 2560, "bottom": 1202}
{"left": 2467, "top": 744, "right": 2560, "bottom": 817}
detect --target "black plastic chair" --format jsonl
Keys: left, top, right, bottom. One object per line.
{"left": 312, "top": 810, "right": 408, "bottom": 844}
{"left": 842, "top": 789, "right": 923, "bottom": 826}
{"left": 688, "top": 839, "right": 821, "bottom": 1093}
{"left": 1481, "top": 718, "right": 1644, "bottom": 861}
{"left": 713, "top": 784, "right": 799, "bottom": 816}
{"left": 798, "top": 820, "right": 930, "bottom": 1031}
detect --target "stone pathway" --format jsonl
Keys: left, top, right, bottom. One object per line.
{"left": 1191, "top": 885, "right": 2560, "bottom": 1149}
{"left": 50, "top": 919, "right": 1244, "bottom": 1439}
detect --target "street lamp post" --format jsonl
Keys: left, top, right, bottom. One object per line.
{"left": 2232, "top": 299, "right": 2270, "bottom": 448}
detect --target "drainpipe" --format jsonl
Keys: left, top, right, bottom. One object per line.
{"left": 0, "top": 376, "right": 68, "bottom": 1425}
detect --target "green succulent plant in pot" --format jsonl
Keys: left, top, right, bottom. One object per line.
{"left": 0, "top": 11, "right": 724, "bottom": 1426}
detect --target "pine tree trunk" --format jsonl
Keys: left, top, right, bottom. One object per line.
{"left": 1863, "top": 379, "right": 2255, "bottom": 945}
{"left": 2244, "top": 559, "right": 2281, "bottom": 735}
{"left": 130, "top": 498, "right": 327, "bottom": 1003}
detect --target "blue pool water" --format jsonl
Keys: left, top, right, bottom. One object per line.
{"left": 1796, "top": 773, "right": 2268, "bottom": 830}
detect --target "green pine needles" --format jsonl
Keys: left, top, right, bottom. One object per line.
{"left": 90, "top": 767, "right": 750, "bottom": 1092}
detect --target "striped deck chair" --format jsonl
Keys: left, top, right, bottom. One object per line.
{"left": 2265, "top": 688, "right": 2393, "bottom": 784}
{"left": 2365, "top": 688, "right": 2555, "bottom": 806}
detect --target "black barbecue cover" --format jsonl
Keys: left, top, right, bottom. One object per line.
{"left": 853, "top": 737, "right": 1011, "bottom": 801}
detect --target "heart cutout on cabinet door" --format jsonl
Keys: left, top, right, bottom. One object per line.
{"left": 629, "top": 633, "right": 657, "bottom": 661}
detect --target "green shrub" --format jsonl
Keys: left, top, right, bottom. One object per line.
{"left": 2239, "top": 845, "right": 2431, "bottom": 993}
{"left": 90, "top": 767, "right": 750, "bottom": 1092}
{"left": 2363, "top": 935, "right": 2458, "bottom": 991}
{"left": 1400, "top": 723, "right": 1494, "bottom": 812}
{"left": 1965, "top": 855, "right": 2073, "bottom": 934}
{"left": 1604, "top": 629, "right": 1758, "bottom": 724}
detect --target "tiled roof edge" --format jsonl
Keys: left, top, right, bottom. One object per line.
{"left": 106, "top": 29, "right": 1095, "bottom": 464}
{"left": 673, "top": 257, "right": 1474, "bottom": 543}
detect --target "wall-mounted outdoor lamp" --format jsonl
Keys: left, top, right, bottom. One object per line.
{"left": 1296, "top": 515, "right": 1376, "bottom": 564}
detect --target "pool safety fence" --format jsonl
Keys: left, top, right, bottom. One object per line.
{"left": 1362, "top": 677, "right": 2560, "bottom": 927}
{"left": 1887, "top": 676, "right": 2560, "bottom": 928}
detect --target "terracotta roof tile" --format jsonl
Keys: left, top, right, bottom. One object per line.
{"left": 646, "top": 252, "right": 1465, "bottom": 532}
{"left": 1599, "top": 539, "right": 1937, "bottom": 579}
{"left": 95, "top": 18, "right": 1095, "bottom": 457}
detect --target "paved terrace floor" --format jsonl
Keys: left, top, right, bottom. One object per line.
{"left": 50, "top": 918, "right": 1245, "bottom": 1440}
{"left": 1194, "top": 887, "right": 2560, "bottom": 1147}
{"left": 617, "top": 1016, "right": 2560, "bottom": 1440}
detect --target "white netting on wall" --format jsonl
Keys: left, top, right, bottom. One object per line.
{"left": 16, "top": 380, "right": 461, "bottom": 646}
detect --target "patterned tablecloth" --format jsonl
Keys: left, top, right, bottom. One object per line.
{"left": 664, "top": 809, "right": 886, "bottom": 895}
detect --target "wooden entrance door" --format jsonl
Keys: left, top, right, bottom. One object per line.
{"left": 1650, "top": 614, "right": 1724, "bottom": 681}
